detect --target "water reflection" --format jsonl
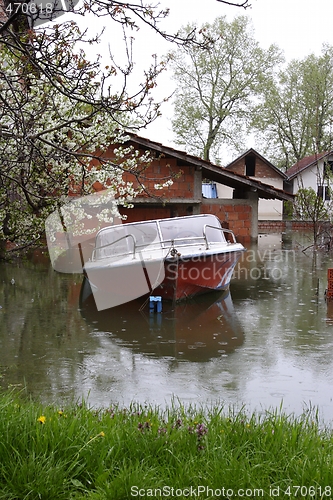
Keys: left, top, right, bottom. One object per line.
{"left": 79, "top": 288, "right": 244, "bottom": 362}
{"left": 0, "top": 257, "right": 95, "bottom": 400}
{"left": 1, "top": 232, "right": 333, "bottom": 423}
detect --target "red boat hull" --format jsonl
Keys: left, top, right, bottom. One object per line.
{"left": 155, "top": 251, "right": 242, "bottom": 301}
{"left": 82, "top": 250, "right": 243, "bottom": 309}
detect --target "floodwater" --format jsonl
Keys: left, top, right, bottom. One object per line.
{"left": 1, "top": 231, "right": 333, "bottom": 423}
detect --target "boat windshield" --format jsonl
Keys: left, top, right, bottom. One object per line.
{"left": 94, "top": 215, "right": 228, "bottom": 260}
{"left": 94, "top": 221, "right": 159, "bottom": 259}
{"left": 159, "top": 215, "right": 225, "bottom": 245}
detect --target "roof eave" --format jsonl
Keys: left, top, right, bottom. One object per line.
{"left": 125, "top": 133, "right": 294, "bottom": 202}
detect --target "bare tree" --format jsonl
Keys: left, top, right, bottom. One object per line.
{"left": 217, "top": 0, "right": 251, "bottom": 7}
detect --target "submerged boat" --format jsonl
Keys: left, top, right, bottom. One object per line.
{"left": 82, "top": 214, "right": 245, "bottom": 310}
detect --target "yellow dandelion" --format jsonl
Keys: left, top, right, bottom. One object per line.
{"left": 37, "top": 415, "right": 46, "bottom": 424}
{"left": 99, "top": 431, "right": 105, "bottom": 437}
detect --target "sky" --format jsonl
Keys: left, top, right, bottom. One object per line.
{"left": 70, "top": 0, "right": 333, "bottom": 161}
{"left": 158, "top": 0, "right": 333, "bottom": 60}
{"left": 135, "top": 0, "right": 333, "bottom": 157}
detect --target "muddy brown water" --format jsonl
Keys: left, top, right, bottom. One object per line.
{"left": 1, "top": 232, "right": 333, "bottom": 423}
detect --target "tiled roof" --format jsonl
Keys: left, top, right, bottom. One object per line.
{"left": 125, "top": 132, "right": 294, "bottom": 201}
{"left": 286, "top": 152, "right": 330, "bottom": 180}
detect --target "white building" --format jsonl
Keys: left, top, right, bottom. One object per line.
{"left": 285, "top": 151, "right": 333, "bottom": 203}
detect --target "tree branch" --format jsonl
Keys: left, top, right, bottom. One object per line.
{"left": 216, "top": 0, "right": 251, "bottom": 7}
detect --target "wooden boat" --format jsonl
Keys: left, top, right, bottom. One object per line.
{"left": 82, "top": 214, "right": 245, "bottom": 310}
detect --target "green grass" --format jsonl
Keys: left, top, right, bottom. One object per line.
{"left": 0, "top": 391, "right": 333, "bottom": 499}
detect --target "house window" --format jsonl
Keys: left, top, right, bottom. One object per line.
{"left": 317, "top": 185, "right": 331, "bottom": 200}
{"left": 245, "top": 155, "right": 256, "bottom": 176}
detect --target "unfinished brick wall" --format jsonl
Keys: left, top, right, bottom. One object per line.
{"left": 258, "top": 221, "right": 286, "bottom": 232}
{"left": 119, "top": 206, "right": 171, "bottom": 222}
{"left": 258, "top": 220, "right": 330, "bottom": 232}
{"left": 252, "top": 158, "right": 282, "bottom": 180}
{"left": 110, "top": 143, "right": 196, "bottom": 200}
{"left": 201, "top": 201, "right": 252, "bottom": 244}
{"left": 95, "top": 141, "right": 257, "bottom": 243}
{"left": 227, "top": 156, "right": 282, "bottom": 181}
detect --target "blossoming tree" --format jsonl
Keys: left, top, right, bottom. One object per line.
{"left": 0, "top": 0, "right": 250, "bottom": 257}
{"left": 0, "top": 5, "right": 170, "bottom": 256}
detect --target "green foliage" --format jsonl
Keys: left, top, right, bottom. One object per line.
{"left": 169, "top": 16, "right": 282, "bottom": 162}
{"left": 253, "top": 44, "right": 333, "bottom": 169}
{"left": 1, "top": 391, "right": 333, "bottom": 499}
{"left": 294, "top": 188, "right": 329, "bottom": 221}
{"left": 283, "top": 200, "right": 294, "bottom": 220}
{"left": 292, "top": 187, "right": 332, "bottom": 245}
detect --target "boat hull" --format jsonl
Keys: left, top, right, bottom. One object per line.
{"left": 155, "top": 250, "right": 243, "bottom": 301}
{"left": 83, "top": 249, "right": 243, "bottom": 308}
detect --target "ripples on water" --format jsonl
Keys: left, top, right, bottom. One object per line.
{"left": 1, "top": 233, "right": 333, "bottom": 423}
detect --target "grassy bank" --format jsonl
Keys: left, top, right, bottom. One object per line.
{"left": 0, "top": 392, "right": 333, "bottom": 499}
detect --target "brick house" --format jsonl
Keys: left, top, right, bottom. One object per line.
{"left": 222, "top": 149, "right": 287, "bottom": 221}
{"left": 103, "top": 135, "right": 293, "bottom": 245}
